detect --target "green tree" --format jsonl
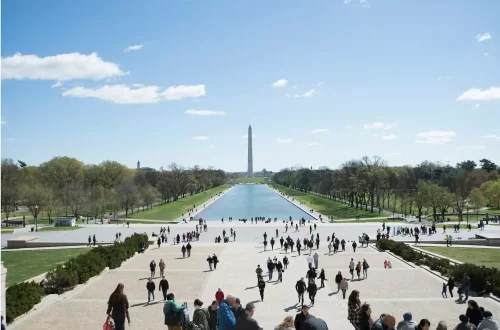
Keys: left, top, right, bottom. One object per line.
{"left": 479, "top": 159, "right": 497, "bottom": 173}
{"left": 118, "top": 177, "right": 138, "bottom": 217}
{"left": 469, "top": 188, "right": 484, "bottom": 214}
{"left": 1, "top": 159, "right": 21, "bottom": 220}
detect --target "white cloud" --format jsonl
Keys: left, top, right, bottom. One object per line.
{"left": 193, "top": 136, "right": 209, "bottom": 141}
{"left": 381, "top": 134, "right": 397, "bottom": 140}
{"left": 62, "top": 85, "right": 162, "bottom": 104}
{"left": 456, "top": 145, "right": 486, "bottom": 151}
{"left": 475, "top": 33, "right": 492, "bottom": 42}
{"left": 1, "top": 121, "right": 6, "bottom": 125}
{"left": 457, "top": 87, "right": 500, "bottom": 101}
{"left": 364, "top": 122, "right": 392, "bottom": 130}
{"left": 344, "top": 0, "right": 353, "bottom": 3}
{"left": 7, "top": 138, "right": 15, "bottom": 141}
{"left": 185, "top": 109, "right": 225, "bottom": 116}
{"left": 242, "top": 134, "right": 257, "bottom": 138}
{"left": 479, "top": 134, "right": 500, "bottom": 140}
{"left": 303, "top": 89, "right": 316, "bottom": 98}
{"left": 1, "top": 52, "right": 125, "bottom": 81}
{"left": 305, "top": 142, "right": 320, "bottom": 146}
{"left": 317, "top": 81, "right": 324, "bottom": 87}
{"left": 162, "top": 85, "right": 205, "bottom": 100}
{"left": 272, "top": 79, "right": 288, "bottom": 88}
{"left": 384, "top": 152, "right": 403, "bottom": 157}
{"left": 311, "top": 128, "right": 329, "bottom": 134}
{"left": 275, "top": 137, "right": 293, "bottom": 144}
{"left": 51, "top": 81, "right": 63, "bottom": 88}
{"left": 124, "top": 44, "right": 143, "bottom": 52}
{"left": 415, "top": 131, "right": 456, "bottom": 145}
{"left": 133, "top": 84, "right": 145, "bottom": 88}
{"left": 474, "top": 104, "right": 480, "bottom": 109}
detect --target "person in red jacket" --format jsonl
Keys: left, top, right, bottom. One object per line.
{"left": 215, "top": 288, "right": 225, "bottom": 303}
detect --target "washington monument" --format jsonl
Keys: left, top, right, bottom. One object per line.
{"left": 247, "top": 125, "right": 253, "bottom": 177}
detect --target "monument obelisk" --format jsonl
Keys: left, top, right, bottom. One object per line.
{"left": 247, "top": 125, "right": 253, "bottom": 177}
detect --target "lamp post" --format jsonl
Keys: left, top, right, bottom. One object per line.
{"left": 466, "top": 205, "right": 469, "bottom": 227}
{"left": 34, "top": 205, "right": 39, "bottom": 232}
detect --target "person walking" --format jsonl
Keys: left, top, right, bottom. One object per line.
{"left": 297, "top": 242, "right": 302, "bottom": 256}
{"left": 186, "top": 242, "right": 192, "bottom": 257}
{"left": 447, "top": 276, "right": 455, "bottom": 298}
{"left": 295, "top": 277, "right": 307, "bottom": 305}
{"left": 283, "top": 256, "right": 289, "bottom": 270}
{"left": 213, "top": 254, "right": 219, "bottom": 270}
{"left": 313, "top": 252, "right": 319, "bottom": 269}
{"left": 208, "top": 301, "right": 219, "bottom": 330}
{"left": 335, "top": 271, "right": 343, "bottom": 292}
{"left": 271, "top": 238, "right": 275, "bottom": 250}
{"left": 181, "top": 245, "right": 187, "bottom": 258}
{"left": 207, "top": 255, "right": 214, "bottom": 271}
{"left": 164, "top": 293, "right": 186, "bottom": 330}
{"left": 340, "top": 278, "right": 349, "bottom": 299}
{"left": 264, "top": 240, "right": 268, "bottom": 252}
{"left": 93, "top": 234, "right": 97, "bottom": 246}
{"left": 107, "top": 283, "right": 130, "bottom": 330}
{"left": 347, "top": 290, "right": 361, "bottom": 329}
{"left": 215, "top": 288, "right": 225, "bottom": 304}
{"left": 358, "top": 303, "right": 372, "bottom": 330}
{"left": 158, "top": 236, "right": 161, "bottom": 248}
{"left": 352, "top": 241, "right": 357, "bottom": 252}
{"left": 267, "top": 259, "right": 275, "bottom": 281}
{"left": 235, "top": 303, "right": 262, "bottom": 330}
{"left": 355, "top": 261, "right": 362, "bottom": 280}
{"left": 349, "top": 258, "right": 355, "bottom": 280}
{"left": 466, "top": 300, "right": 484, "bottom": 327}
{"left": 455, "top": 314, "right": 476, "bottom": 330}
{"left": 362, "top": 259, "right": 369, "bottom": 279}
{"left": 150, "top": 260, "right": 157, "bottom": 278}
{"left": 159, "top": 276, "right": 169, "bottom": 301}
{"left": 146, "top": 278, "right": 155, "bottom": 304}
{"left": 318, "top": 269, "right": 326, "bottom": 288}
{"left": 193, "top": 299, "right": 210, "bottom": 330}
{"left": 258, "top": 277, "right": 266, "bottom": 301}
{"left": 462, "top": 274, "right": 471, "bottom": 301}
{"left": 307, "top": 255, "right": 314, "bottom": 269}
{"left": 256, "top": 265, "right": 263, "bottom": 283}
{"left": 159, "top": 259, "right": 166, "bottom": 278}
{"left": 232, "top": 298, "right": 245, "bottom": 320}
{"left": 88, "top": 235, "right": 92, "bottom": 247}
{"left": 294, "top": 305, "right": 312, "bottom": 330}
{"left": 477, "top": 310, "right": 499, "bottom": 330}
{"left": 307, "top": 280, "right": 317, "bottom": 306}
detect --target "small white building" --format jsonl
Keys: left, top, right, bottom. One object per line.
{"left": 54, "top": 217, "right": 77, "bottom": 227}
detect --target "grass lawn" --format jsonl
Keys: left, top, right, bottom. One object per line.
{"left": 234, "top": 177, "right": 267, "bottom": 183}
{"left": 270, "top": 184, "right": 388, "bottom": 219}
{"left": 126, "top": 219, "right": 177, "bottom": 224}
{"left": 419, "top": 246, "right": 500, "bottom": 269}
{"left": 129, "top": 184, "right": 232, "bottom": 220}
{"left": 38, "top": 226, "right": 81, "bottom": 232}
{"left": 1, "top": 248, "right": 90, "bottom": 286}
{"left": 1, "top": 229, "right": 13, "bottom": 234}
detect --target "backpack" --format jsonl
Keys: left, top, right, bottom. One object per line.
{"left": 165, "top": 309, "right": 186, "bottom": 326}
{"left": 187, "top": 321, "right": 201, "bottom": 330}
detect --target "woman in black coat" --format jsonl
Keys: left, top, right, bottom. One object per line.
{"left": 106, "top": 283, "right": 129, "bottom": 330}
{"left": 447, "top": 276, "right": 455, "bottom": 298}
{"left": 465, "top": 300, "right": 483, "bottom": 326}
{"left": 358, "top": 303, "right": 372, "bottom": 330}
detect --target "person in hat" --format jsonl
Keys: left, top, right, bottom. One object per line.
{"left": 396, "top": 312, "right": 418, "bottom": 330}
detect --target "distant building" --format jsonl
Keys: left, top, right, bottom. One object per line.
{"left": 137, "top": 160, "right": 155, "bottom": 171}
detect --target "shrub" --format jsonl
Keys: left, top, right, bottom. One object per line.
{"left": 72, "top": 251, "right": 107, "bottom": 283}
{"left": 43, "top": 263, "right": 79, "bottom": 294}
{"left": 6, "top": 281, "right": 43, "bottom": 323}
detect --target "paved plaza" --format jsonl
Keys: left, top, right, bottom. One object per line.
{"left": 9, "top": 229, "right": 500, "bottom": 330}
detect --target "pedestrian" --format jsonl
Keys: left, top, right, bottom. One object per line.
{"left": 328, "top": 241, "right": 332, "bottom": 254}
{"left": 454, "top": 315, "right": 475, "bottom": 330}
{"left": 296, "top": 277, "right": 307, "bottom": 305}
{"left": 158, "top": 236, "right": 161, "bottom": 248}
{"left": 215, "top": 288, "right": 225, "bottom": 304}
{"left": 213, "top": 254, "right": 219, "bottom": 270}
{"left": 340, "top": 278, "right": 348, "bottom": 299}
{"left": 318, "top": 269, "right": 326, "bottom": 288}
{"left": 294, "top": 305, "right": 312, "bottom": 330}
{"left": 146, "top": 277, "right": 155, "bottom": 304}
{"left": 447, "top": 276, "right": 455, "bottom": 298}
{"left": 355, "top": 261, "right": 362, "bottom": 280}
{"left": 347, "top": 290, "right": 361, "bottom": 329}
{"left": 271, "top": 238, "right": 275, "bottom": 250}
{"left": 466, "top": 300, "right": 484, "bottom": 327}
{"left": 283, "top": 256, "right": 289, "bottom": 269}
{"left": 313, "top": 252, "right": 319, "bottom": 269}
{"left": 93, "top": 234, "right": 96, "bottom": 246}
{"left": 358, "top": 303, "right": 372, "bottom": 330}
{"left": 235, "top": 302, "right": 262, "bottom": 330}
{"left": 462, "top": 274, "right": 471, "bottom": 301}
{"left": 267, "top": 258, "right": 275, "bottom": 281}
{"left": 297, "top": 242, "right": 301, "bottom": 255}
{"left": 477, "top": 310, "right": 499, "bottom": 330}
{"left": 150, "top": 260, "right": 156, "bottom": 278}
{"left": 397, "top": 312, "right": 418, "bottom": 330}
{"left": 442, "top": 282, "right": 448, "bottom": 298}
{"left": 232, "top": 298, "right": 245, "bottom": 320}
{"left": 107, "top": 283, "right": 130, "bottom": 330}
{"left": 335, "top": 271, "right": 343, "bottom": 292}
{"left": 88, "top": 235, "right": 91, "bottom": 247}
{"left": 352, "top": 241, "right": 357, "bottom": 252}
{"left": 275, "top": 316, "right": 295, "bottom": 330}
{"left": 264, "top": 240, "right": 268, "bottom": 251}
{"left": 362, "top": 259, "right": 369, "bottom": 279}
{"left": 193, "top": 299, "right": 210, "bottom": 330}
{"left": 181, "top": 245, "right": 186, "bottom": 258}
{"left": 307, "top": 280, "right": 317, "bottom": 306}
{"left": 159, "top": 275, "right": 169, "bottom": 301}
{"left": 164, "top": 293, "right": 187, "bottom": 330}
{"left": 307, "top": 255, "right": 313, "bottom": 269}
{"left": 208, "top": 301, "right": 219, "bottom": 330}
{"left": 256, "top": 265, "right": 263, "bottom": 283}
{"left": 258, "top": 277, "right": 266, "bottom": 301}
{"left": 159, "top": 259, "right": 166, "bottom": 277}
{"left": 186, "top": 242, "right": 192, "bottom": 257}
{"left": 349, "top": 258, "right": 355, "bottom": 280}
{"left": 207, "top": 255, "right": 213, "bottom": 271}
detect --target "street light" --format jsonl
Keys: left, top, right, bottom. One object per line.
{"left": 466, "top": 205, "right": 469, "bottom": 227}
{"left": 35, "top": 205, "right": 39, "bottom": 232}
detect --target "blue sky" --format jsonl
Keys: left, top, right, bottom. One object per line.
{"left": 2, "top": 0, "right": 499, "bottom": 172}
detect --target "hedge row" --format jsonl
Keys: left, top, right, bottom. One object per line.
{"left": 377, "top": 239, "right": 500, "bottom": 297}
{"left": 6, "top": 233, "right": 149, "bottom": 324}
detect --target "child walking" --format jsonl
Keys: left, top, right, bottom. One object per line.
{"left": 442, "top": 283, "right": 447, "bottom": 298}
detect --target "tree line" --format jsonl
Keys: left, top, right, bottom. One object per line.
{"left": 1, "top": 157, "right": 227, "bottom": 222}
{"left": 272, "top": 157, "right": 500, "bottom": 221}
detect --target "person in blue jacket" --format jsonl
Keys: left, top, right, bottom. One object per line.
{"left": 217, "top": 295, "right": 237, "bottom": 330}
